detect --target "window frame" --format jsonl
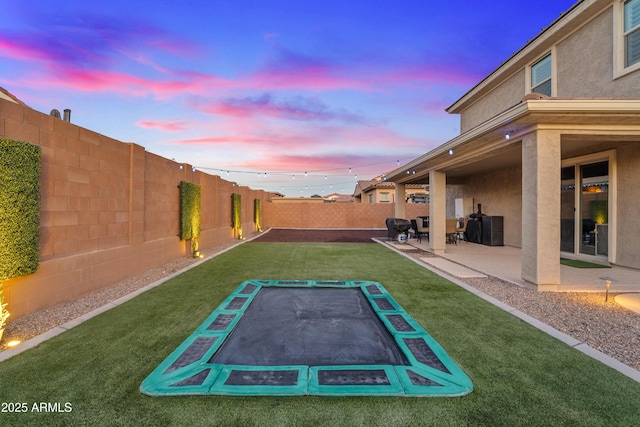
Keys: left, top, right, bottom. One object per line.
{"left": 526, "top": 50, "right": 556, "bottom": 97}
{"left": 614, "top": 0, "right": 640, "bottom": 78}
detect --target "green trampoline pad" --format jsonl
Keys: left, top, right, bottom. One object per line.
{"left": 140, "top": 280, "right": 473, "bottom": 397}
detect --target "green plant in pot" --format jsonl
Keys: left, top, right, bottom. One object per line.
{"left": 0, "top": 287, "right": 9, "bottom": 342}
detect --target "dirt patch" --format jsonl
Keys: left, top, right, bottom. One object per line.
{"left": 252, "top": 228, "right": 388, "bottom": 243}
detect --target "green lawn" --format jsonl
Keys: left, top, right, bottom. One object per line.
{"left": 1, "top": 242, "right": 639, "bottom": 426}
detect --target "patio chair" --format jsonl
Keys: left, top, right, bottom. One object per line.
{"left": 446, "top": 219, "right": 458, "bottom": 244}
{"left": 410, "top": 219, "right": 419, "bottom": 241}
{"left": 455, "top": 217, "right": 467, "bottom": 242}
{"left": 414, "top": 217, "right": 429, "bottom": 242}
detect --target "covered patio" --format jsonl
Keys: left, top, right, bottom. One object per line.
{"left": 385, "top": 98, "right": 640, "bottom": 290}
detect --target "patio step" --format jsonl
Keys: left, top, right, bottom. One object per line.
{"left": 419, "top": 258, "right": 487, "bottom": 278}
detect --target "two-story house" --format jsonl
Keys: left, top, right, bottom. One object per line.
{"left": 386, "top": 0, "right": 640, "bottom": 289}
{"left": 353, "top": 177, "right": 428, "bottom": 204}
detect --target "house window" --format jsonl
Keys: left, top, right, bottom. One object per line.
{"left": 368, "top": 193, "right": 374, "bottom": 203}
{"left": 380, "top": 192, "right": 389, "bottom": 202}
{"left": 530, "top": 53, "right": 552, "bottom": 96}
{"left": 625, "top": 0, "right": 640, "bottom": 67}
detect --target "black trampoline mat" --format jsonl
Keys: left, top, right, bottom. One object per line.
{"left": 210, "top": 287, "right": 409, "bottom": 366}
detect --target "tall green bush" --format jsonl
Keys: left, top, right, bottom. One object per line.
{"left": 231, "top": 193, "right": 242, "bottom": 238}
{"left": 179, "top": 181, "right": 200, "bottom": 241}
{"left": 254, "top": 198, "right": 262, "bottom": 231}
{"left": 0, "top": 138, "right": 41, "bottom": 281}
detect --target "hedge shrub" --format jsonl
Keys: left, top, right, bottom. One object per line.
{"left": 254, "top": 198, "right": 261, "bottom": 231}
{"left": 231, "top": 193, "right": 242, "bottom": 238}
{"left": 179, "top": 181, "right": 200, "bottom": 241}
{"left": 0, "top": 138, "right": 41, "bottom": 281}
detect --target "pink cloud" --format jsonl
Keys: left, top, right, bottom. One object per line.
{"left": 172, "top": 117, "right": 430, "bottom": 174}
{"left": 178, "top": 135, "right": 272, "bottom": 145}
{"left": 0, "top": 37, "right": 70, "bottom": 63}
{"left": 136, "top": 120, "right": 189, "bottom": 132}
{"left": 242, "top": 47, "right": 370, "bottom": 91}
{"left": 16, "top": 64, "right": 231, "bottom": 99}
{"left": 236, "top": 153, "right": 405, "bottom": 175}
{"left": 0, "top": 12, "right": 208, "bottom": 97}
{"left": 197, "top": 93, "right": 366, "bottom": 123}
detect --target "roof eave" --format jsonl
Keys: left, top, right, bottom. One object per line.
{"left": 387, "top": 98, "right": 640, "bottom": 183}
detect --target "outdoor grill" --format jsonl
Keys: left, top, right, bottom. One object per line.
{"left": 385, "top": 218, "right": 411, "bottom": 240}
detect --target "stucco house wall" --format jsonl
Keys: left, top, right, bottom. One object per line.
{"left": 363, "top": 187, "right": 396, "bottom": 204}
{"left": 608, "top": 143, "right": 640, "bottom": 268}
{"left": 447, "top": 165, "right": 523, "bottom": 247}
{"left": 556, "top": 8, "right": 639, "bottom": 97}
{"left": 459, "top": 2, "right": 639, "bottom": 131}
{"left": 460, "top": 70, "right": 525, "bottom": 133}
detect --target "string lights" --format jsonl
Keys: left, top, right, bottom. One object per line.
{"left": 193, "top": 158, "right": 412, "bottom": 195}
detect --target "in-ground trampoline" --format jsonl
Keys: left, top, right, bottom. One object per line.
{"left": 141, "top": 280, "right": 473, "bottom": 397}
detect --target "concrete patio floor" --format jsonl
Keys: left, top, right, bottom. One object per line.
{"left": 402, "top": 237, "right": 640, "bottom": 313}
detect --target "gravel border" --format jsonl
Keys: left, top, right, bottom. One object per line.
{"left": 391, "top": 244, "right": 640, "bottom": 371}
{"left": 2, "top": 233, "right": 639, "bottom": 374}
{"left": 0, "top": 238, "right": 245, "bottom": 352}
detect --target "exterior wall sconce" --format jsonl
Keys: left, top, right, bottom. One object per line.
{"left": 448, "top": 149, "right": 454, "bottom": 155}
{"left": 505, "top": 133, "right": 511, "bottom": 140}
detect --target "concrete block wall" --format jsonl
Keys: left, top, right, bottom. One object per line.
{"left": 262, "top": 202, "right": 428, "bottom": 229}
{"left": 1, "top": 99, "right": 270, "bottom": 319}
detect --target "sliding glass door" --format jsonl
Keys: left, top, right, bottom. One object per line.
{"left": 560, "top": 155, "right": 611, "bottom": 259}
{"left": 579, "top": 161, "right": 609, "bottom": 256}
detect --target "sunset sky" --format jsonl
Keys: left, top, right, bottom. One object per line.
{"left": 2, "top": 0, "right": 577, "bottom": 196}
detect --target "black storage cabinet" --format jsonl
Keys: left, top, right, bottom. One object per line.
{"left": 482, "top": 216, "right": 503, "bottom": 246}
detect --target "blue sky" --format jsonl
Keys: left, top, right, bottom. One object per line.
{"left": 1, "top": 0, "right": 577, "bottom": 196}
